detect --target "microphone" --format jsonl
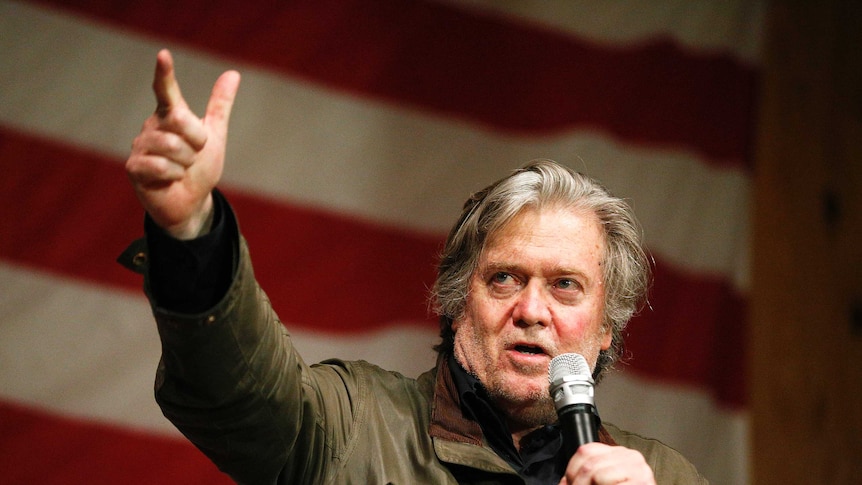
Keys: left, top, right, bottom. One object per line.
{"left": 548, "top": 353, "right": 601, "bottom": 458}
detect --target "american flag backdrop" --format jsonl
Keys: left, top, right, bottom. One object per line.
{"left": 0, "top": 1, "right": 761, "bottom": 483}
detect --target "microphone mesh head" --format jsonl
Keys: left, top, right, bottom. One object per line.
{"left": 549, "top": 353, "right": 591, "bottom": 383}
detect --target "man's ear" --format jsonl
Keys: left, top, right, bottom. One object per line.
{"left": 600, "top": 325, "right": 613, "bottom": 350}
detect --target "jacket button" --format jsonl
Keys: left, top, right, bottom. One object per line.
{"left": 132, "top": 251, "right": 147, "bottom": 266}
{"left": 205, "top": 315, "right": 216, "bottom": 324}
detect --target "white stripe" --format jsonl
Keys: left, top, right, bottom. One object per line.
{"left": 0, "top": 262, "right": 174, "bottom": 435}
{"left": 436, "top": 0, "right": 764, "bottom": 64}
{"left": 600, "top": 372, "right": 749, "bottom": 484}
{"left": 292, "top": 327, "right": 439, "bottom": 380}
{"left": 0, "top": 1, "right": 751, "bottom": 290}
{"left": 0, "top": 262, "right": 435, "bottom": 435}
{"left": 0, "top": 262, "right": 744, "bottom": 483}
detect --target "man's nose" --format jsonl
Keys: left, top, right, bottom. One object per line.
{"left": 513, "top": 281, "right": 552, "bottom": 327}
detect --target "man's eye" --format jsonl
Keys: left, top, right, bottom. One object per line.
{"left": 556, "top": 278, "right": 579, "bottom": 291}
{"left": 492, "top": 272, "right": 513, "bottom": 284}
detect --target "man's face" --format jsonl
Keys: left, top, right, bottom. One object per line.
{"left": 452, "top": 205, "right": 611, "bottom": 428}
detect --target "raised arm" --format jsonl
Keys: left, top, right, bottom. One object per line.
{"left": 126, "top": 49, "right": 240, "bottom": 240}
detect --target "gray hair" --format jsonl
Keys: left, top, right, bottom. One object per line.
{"left": 430, "top": 160, "right": 651, "bottom": 381}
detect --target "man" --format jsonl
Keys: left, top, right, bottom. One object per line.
{"left": 122, "top": 49, "right": 707, "bottom": 484}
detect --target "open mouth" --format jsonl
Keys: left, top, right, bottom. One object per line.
{"left": 513, "top": 344, "right": 545, "bottom": 355}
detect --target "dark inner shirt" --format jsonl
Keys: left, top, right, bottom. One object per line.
{"left": 145, "top": 189, "right": 236, "bottom": 313}
{"left": 448, "top": 354, "right": 565, "bottom": 484}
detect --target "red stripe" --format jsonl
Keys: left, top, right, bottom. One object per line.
{"left": 36, "top": 0, "right": 757, "bottom": 166}
{"left": 0, "top": 126, "right": 441, "bottom": 332}
{"left": 625, "top": 263, "right": 748, "bottom": 407}
{"left": 0, "top": 129, "right": 145, "bottom": 293}
{"left": 0, "top": 126, "right": 746, "bottom": 405}
{"left": 0, "top": 400, "right": 231, "bottom": 485}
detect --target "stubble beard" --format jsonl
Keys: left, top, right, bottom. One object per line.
{"left": 484, "top": 376, "right": 559, "bottom": 430}
{"left": 454, "top": 325, "right": 608, "bottom": 431}
{"left": 455, "top": 329, "right": 559, "bottom": 429}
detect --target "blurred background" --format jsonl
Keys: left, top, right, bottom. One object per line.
{"left": 0, "top": 1, "right": 859, "bottom": 483}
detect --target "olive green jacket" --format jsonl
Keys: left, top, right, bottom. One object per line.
{"left": 122, "top": 237, "right": 707, "bottom": 484}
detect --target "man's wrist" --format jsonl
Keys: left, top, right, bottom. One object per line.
{"left": 163, "top": 194, "right": 215, "bottom": 240}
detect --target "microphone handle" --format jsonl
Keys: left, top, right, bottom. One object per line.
{"left": 559, "top": 402, "right": 600, "bottom": 458}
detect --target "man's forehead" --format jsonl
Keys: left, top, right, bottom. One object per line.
{"left": 478, "top": 206, "right": 606, "bottom": 270}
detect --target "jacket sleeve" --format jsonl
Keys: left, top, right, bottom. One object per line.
{"left": 604, "top": 423, "right": 709, "bottom": 485}
{"left": 127, "top": 211, "right": 358, "bottom": 484}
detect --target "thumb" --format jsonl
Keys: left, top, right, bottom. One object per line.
{"left": 204, "top": 69, "right": 241, "bottom": 136}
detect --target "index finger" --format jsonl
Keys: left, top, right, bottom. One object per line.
{"left": 153, "top": 49, "right": 184, "bottom": 118}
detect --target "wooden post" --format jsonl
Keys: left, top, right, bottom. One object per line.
{"left": 751, "top": 1, "right": 862, "bottom": 483}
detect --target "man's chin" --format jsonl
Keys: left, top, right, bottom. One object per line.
{"left": 488, "top": 379, "right": 556, "bottom": 424}
{"left": 496, "top": 394, "right": 558, "bottom": 429}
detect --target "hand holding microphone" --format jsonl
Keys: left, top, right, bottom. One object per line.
{"left": 551, "top": 354, "right": 657, "bottom": 484}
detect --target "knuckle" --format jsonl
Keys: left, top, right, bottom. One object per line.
{"left": 160, "top": 133, "right": 182, "bottom": 153}
{"left": 126, "top": 156, "right": 175, "bottom": 183}
{"left": 150, "top": 158, "right": 177, "bottom": 179}
{"left": 125, "top": 159, "right": 149, "bottom": 183}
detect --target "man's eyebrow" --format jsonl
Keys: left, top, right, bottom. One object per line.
{"left": 482, "top": 261, "right": 520, "bottom": 272}
{"left": 481, "top": 261, "right": 592, "bottom": 280}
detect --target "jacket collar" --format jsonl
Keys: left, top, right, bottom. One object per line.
{"left": 429, "top": 354, "right": 484, "bottom": 446}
